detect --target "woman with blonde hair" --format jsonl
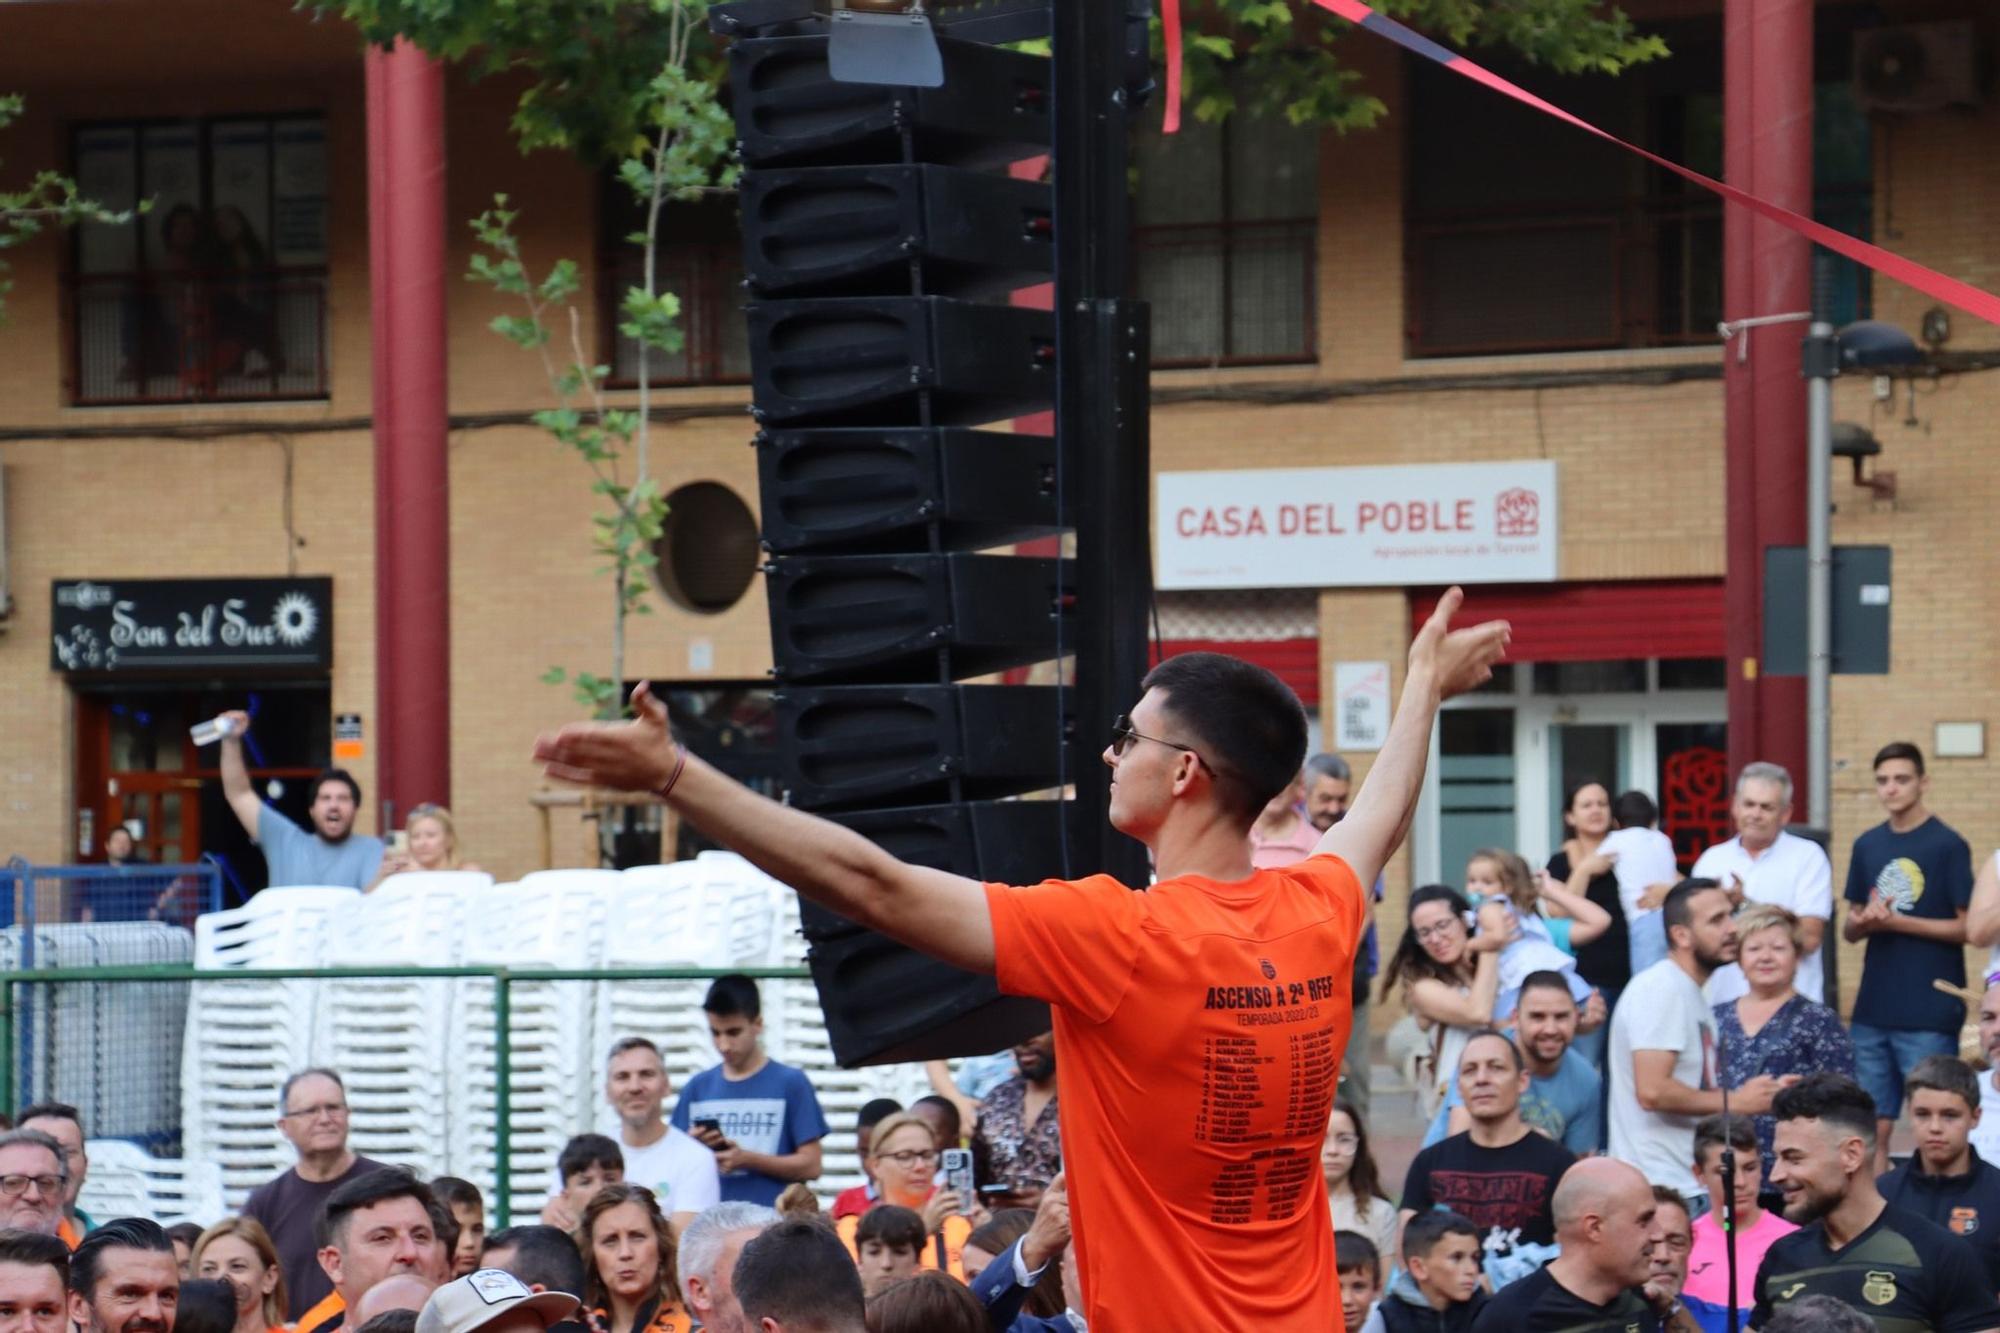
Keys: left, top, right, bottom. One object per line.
{"left": 835, "top": 1111, "right": 974, "bottom": 1279}
{"left": 1713, "top": 901, "right": 1855, "bottom": 1172}
{"left": 370, "top": 802, "right": 481, "bottom": 887}
{"left": 579, "top": 1183, "right": 691, "bottom": 1333}
{"left": 192, "top": 1217, "right": 288, "bottom": 1333}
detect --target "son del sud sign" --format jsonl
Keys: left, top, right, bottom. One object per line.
{"left": 50, "top": 577, "right": 333, "bottom": 673}
{"left": 1155, "top": 461, "right": 1558, "bottom": 590}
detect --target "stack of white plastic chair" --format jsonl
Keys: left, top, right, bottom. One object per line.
{"left": 313, "top": 873, "right": 481, "bottom": 1177}
{"left": 184, "top": 887, "right": 357, "bottom": 1207}
{"left": 448, "top": 873, "right": 607, "bottom": 1219}
{"left": 81, "top": 1139, "right": 226, "bottom": 1226}
{"left": 593, "top": 861, "right": 727, "bottom": 1095}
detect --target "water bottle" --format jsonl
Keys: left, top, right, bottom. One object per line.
{"left": 189, "top": 715, "right": 236, "bottom": 746}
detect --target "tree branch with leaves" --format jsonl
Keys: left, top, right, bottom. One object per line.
{"left": 0, "top": 95, "right": 134, "bottom": 322}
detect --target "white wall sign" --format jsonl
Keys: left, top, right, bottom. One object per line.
{"left": 1156, "top": 460, "right": 1558, "bottom": 589}
{"left": 1334, "top": 661, "right": 1391, "bottom": 751}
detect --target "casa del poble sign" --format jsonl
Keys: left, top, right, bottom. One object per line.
{"left": 50, "top": 577, "right": 334, "bottom": 673}
{"left": 1155, "top": 461, "right": 1558, "bottom": 589}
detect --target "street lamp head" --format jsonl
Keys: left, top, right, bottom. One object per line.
{"left": 1836, "top": 320, "right": 1924, "bottom": 370}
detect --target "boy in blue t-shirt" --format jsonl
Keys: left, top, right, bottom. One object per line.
{"left": 672, "top": 973, "right": 830, "bottom": 1205}
{"left": 1844, "top": 740, "right": 1975, "bottom": 1172}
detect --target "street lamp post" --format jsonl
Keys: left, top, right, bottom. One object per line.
{"left": 1799, "top": 318, "right": 1922, "bottom": 830}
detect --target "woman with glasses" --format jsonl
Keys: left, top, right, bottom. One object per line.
{"left": 835, "top": 1112, "right": 975, "bottom": 1279}
{"left": 1320, "top": 1098, "right": 1397, "bottom": 1266}
{"left": 1381, "top": 885, "right": 1505, "bottom": 1122}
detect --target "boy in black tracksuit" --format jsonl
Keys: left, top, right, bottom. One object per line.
{"left": 1364, "top": 1210, "right": 1488, "bottom": 1333}
{"left": 1878, "top": 1054, "right": 2000, "bottom": 1294}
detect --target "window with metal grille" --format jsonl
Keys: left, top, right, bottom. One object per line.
{"left": 599, "top": 187, "right": 749, "bottom": 388}
{"left": 67, "top": 116, "right": 329, "bottom": 405}
{"left": 1132, "top": 99, "right": 1319, "bottom": 368}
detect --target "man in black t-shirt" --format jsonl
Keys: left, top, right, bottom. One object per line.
{"left": 1402, "top": 1030, "right": 1575, "bottom": 1288}
{"left": 1471, "top": 1158, "right": 1688, "bottom": 1332}
{"left": 1754, "top": 1072, "right": 2000, "bottom": 1332}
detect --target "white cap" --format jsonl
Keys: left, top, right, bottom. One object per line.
{"left": 414, "top": 1271, "right": 580, "bottom": 1333}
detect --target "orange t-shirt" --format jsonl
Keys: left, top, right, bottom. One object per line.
{"left": 985, "top": 854, "right": 1365, "bottom": 1333}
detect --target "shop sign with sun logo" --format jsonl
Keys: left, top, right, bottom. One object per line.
{"left": 49, "top": 578, "right": 333, "bottom": 672}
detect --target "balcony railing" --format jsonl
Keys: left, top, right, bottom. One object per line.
{"left": 1406, "top": 196, "right": 1724, "bottom": 358}
{"left": 67, "top": 268, "right": 330, "bottom": 406}
{"left": 602, "top": 244, "right": 750, "bottom": 388}
{"left": 1137, "top": 218, "right": 1318, "bottom": 368}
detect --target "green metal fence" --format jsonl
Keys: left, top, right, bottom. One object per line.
{"left": 0, "top": 964, "right": 813, "bottom": 1226}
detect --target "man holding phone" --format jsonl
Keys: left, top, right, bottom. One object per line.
{"left": 536, "top": 588, "right": 1508, "bottom": 1330}
{"left": 673, "top": 975, "right": 828, "bottom": 1206}
{"left": 972, "top": 1032, "right": 1060, "bottom": 1211}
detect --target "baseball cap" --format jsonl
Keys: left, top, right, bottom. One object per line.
{"left": 415, "top": 1270, "right": 580, "bottom": 1333}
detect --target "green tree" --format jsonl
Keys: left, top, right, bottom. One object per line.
{"left": 0, "top": 95, "right": 133, "bottom": 321}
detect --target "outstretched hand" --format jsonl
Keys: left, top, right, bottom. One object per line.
{"left": 532, "top": 681, "right": 682, "bottom": 792}
{"left": 1409, "top": 587, "right": 1511, "bottom": 700}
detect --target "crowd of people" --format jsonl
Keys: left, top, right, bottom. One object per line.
{"left": 64, "top": 592, "right": 2000, "bottom": 1327}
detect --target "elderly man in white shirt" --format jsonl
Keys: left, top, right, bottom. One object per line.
{"left": 1693, "top": 761, "right": 1833, "bottom": 1005}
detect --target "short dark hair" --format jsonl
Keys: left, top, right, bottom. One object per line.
{"left": 1402, "top": 1210, "right": 1479, "bottom": 1264}
{"left": 703, "top": 975, "right": 762, "bottom": 1021}
{"left": 483, "top": 1225, "right": 587, "bottom": 1299}
{"left": 864, "top": 1270, "right": 985, "bottom": 1333}
{"left": 1905, "top": 1055, "right": 1980, "bottom": 1112}
{"left": 1517, "top": 970, "right": 1577, "bottom": 1006}
{"left": 909, "top": 1095, "right": 962, "bottom": 1142}
{"left": 857, "top": 1099, "right": 902, "bottom": 1134}
{"left": 1662, "top": 878, "right": 1723, "bottom": 937}
{"left": 1612, "top": 789, "right": 1657, "bottom": 830}
{"left": 72, "top": 1217, "right": 174, "bottom": 1298}
{"left": 279, "top": 1068, "right": 346, "bottom": 1115}
{"left": 1138, "top": 652, "right": 1308, "bottom": 824}
{"left": 175, "top": 1277, "right": 239, "bottom": 1333}
{"left": 1334, "top": 1229, "right": 1380, "bottom": 1280}
{"left": 14, "top": 1103, "right": 80, "bottom": 1131}
{"left": 1872, "top": 741, "right": 1926, "bottom": 777}
{"left": 312, "top": 769, "right": 363, "bottom": 806}
{"left": 1650, "top": 1186, "right": 1691, "bottom": 1226}
{"left": 732, "top": 1217, "right": 864, "bottom": 1328}
{"left": 355, "top": 1312, "right": 419, "bottom": 1333}
{"left": 1459, "top": 1028, "right": 1522, "bottom": 1073}
{"left": 557, "top": 1133, "right": 624, "bottom": 1184}
{"left": 1772, "top": 1073, "right": 1878, "bottom": 1146}
{"left": 1693, "top": 1113, "right": 1758, "bottom": 1168}
{"left": 853, "top": 1205, "right": 925, "bottom": 1255}
{"left": 316, "top": 1167, "right": 436, "bottom": 1250}
{"left": 964, "top": 1208, "right": 1033, "bottom": 1259}
{"left": 0, "top": 1230, "right": 68, "bottom": 1289}
{"left": 429, "top": 1176, "right": 483, "bottom": 1216}
{"left": 164, "top": 1222, "right": 204, "bottom": 1250}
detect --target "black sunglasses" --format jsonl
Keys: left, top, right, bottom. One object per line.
{"left": 1110, "top": 714, "right": 1213, "bottom": 771}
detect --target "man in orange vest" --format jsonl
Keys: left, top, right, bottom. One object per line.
{"left": 0, "top": 1130, "right": 66, "bottom": 1244}
{"left": 295, "top": 1169, "right": 446, "bottom": 1333}
{"left": 17, "top": 1105, "right": 93, "bottom": 1249}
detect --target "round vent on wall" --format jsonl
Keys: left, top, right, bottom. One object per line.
{"left": 654, "top": 481, "right": 761, "bottom": 614}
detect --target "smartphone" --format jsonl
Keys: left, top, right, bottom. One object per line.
{"left": 693, "top": 1117, "right": 729, "bottom": 1150}
{"left": 940, "top": 1148, "right": 975, "bottom": 1206}
{"left": 389, "top": 829, "right": 410, "bottom": 855}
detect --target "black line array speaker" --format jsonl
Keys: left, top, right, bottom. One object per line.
{"left": 718, "top": 5, "right": 1075, "bottom": 1065}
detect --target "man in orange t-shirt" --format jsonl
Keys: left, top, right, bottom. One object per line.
{"left": 535, "top": 588, "right": 1509, "bottom": 1331}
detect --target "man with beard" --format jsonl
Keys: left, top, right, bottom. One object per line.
{"left": 1438, "top": 971, "right": 1601, "bottom": 1152}
{"left": 1306, "top": 753, "right": 1384, "bottom": 1119}
{"left": 1471, "top": 1158, "right": 1689, "bottom": 1331}
{"left": 1400, "top": 1030, "right": 1574, "bottom": 1289}
{"left": 1754, "top": 1073, "right": 2000, "bottom": 1330}
{"left": 243, "top": 1070, "right": 390, "bottom": 1320}
{"left": 218, "top": 710, "right": 382, "bottom": 889}
{"left": 0, "top": 1229, "right": 70, "bottom": 1333}
{"left": 1610, "top": 880, "right": 1795, "bottom": 1208}
{"left": 597, "top": 1037, "right": 718, "bottom": 1232}
{"left": 68, "top": 1218, "right": 179, "bottom": 1333}
{"left": 971, "top": 1033, "right": 1059, "bottom": 1212}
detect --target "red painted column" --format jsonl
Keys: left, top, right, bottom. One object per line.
{"left": 1722, "top": 0, "right": 1812, "bottom": 803}
{"left": 366, "top": 41, "right": 452, "bottom": 822}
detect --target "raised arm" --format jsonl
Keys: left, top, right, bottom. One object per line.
{"left": 216, "top": 710, "right": 265, "bottom": 839}
{"left": 535, "top": 685, "right": 996, "bottom": 973}
{"left": 1967, "top": 852, "right": 2000, "bottom": 949}
{"left": 1315, "top": 588, "right": 1510, "bottom": 888}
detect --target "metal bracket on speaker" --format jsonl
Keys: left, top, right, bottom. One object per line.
{"left": 710, "top": 0, "right": 1050, "bottom": 44}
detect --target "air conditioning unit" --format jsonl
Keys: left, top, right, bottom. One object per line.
{"left": 1853, "top": 22, "right": 1981, "bottom": 115}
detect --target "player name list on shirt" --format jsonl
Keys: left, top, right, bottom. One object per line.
{"left": 1194, "top": 985, "right": 1342, "bottom": 1226}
